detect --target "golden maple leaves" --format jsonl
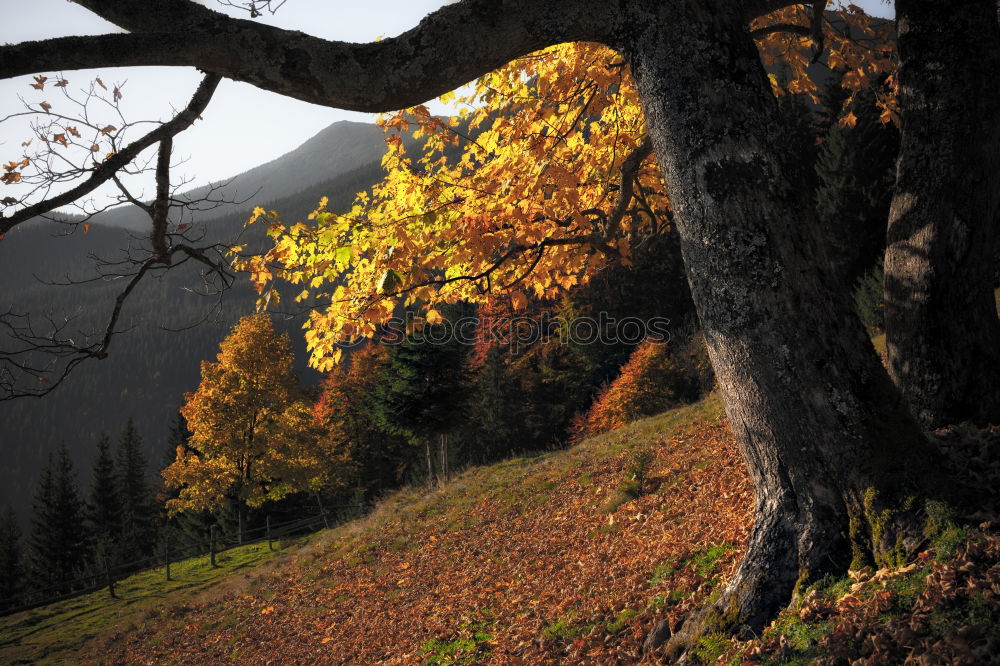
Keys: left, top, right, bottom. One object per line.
{"left": 753, "top": 3, "right": 897, "bottom": 120}
{"left": 242, "top": 42, "right": 667, "bottom": 371}
{"left": 241, "top": 5, "right": 896, "bottom": 373}
{"left": 162, "top": 315, "right": 346, "bottom": 513}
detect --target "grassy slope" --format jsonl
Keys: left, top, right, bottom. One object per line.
{"left": 0, "top": 536, "right": 317, "bottom": 664}
{"left": 94, "top": 393, "right": 754, "bottom": 664}
{"left": 9, "top": 391, "right": 996, "bottom": 664}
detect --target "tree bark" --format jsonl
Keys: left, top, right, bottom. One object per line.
{"left": 612, "top": 0, "right": 950, "bottom": 654}
{"left": 884, "top": 0, "right": 1000, "bottom": 429}
{"left": 425, "top": 440, "right": 435, "bottom": 486}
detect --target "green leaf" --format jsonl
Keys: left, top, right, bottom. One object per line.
{"left": 334, "top": 245, "right": 352, "bottom": 266}
{"left": 378, "top": 268, "right": 403, "bottom": 294}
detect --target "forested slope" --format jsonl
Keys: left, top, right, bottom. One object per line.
{"left": 0, "top": 150, "right": 387, "bottom": 520}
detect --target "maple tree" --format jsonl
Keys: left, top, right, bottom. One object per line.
{"left": 2, "top": 0, "right": 996, "bottom": 654}
{"left": 163, "top": 315, "right": 345, "bottom": 524}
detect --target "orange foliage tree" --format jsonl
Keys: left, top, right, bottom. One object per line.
{"left": 162, "top": 315, "right": 348, "bottom": 520}
{"left": 312, "top": 344, "right": 407, "bottom": 496}
{"left": 571, "top": 335, "right": 712, "bottom": 441}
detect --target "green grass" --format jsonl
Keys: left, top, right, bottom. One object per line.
{"left": 649, "top": 560, "right": 677, "bottom": 587}
{"left": 689, "top": 543, "right": 735, "bottom": 578}
{"left": 0, "top": 537, "right": 310, "bottom": 665}
{"left": 541, "top": 615, "right": 596, "bottom": 640}
{"left": 420, "top": 620, "right": 493, "bottom": 664}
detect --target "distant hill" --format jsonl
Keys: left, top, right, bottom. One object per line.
{"left": 75, "top": 120, "right": 406, "bottom": 231}
{"left": 0, "top": 120, "right": 401, "bottom": 523}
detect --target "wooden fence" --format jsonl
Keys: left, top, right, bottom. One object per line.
{"left": 0, "top": 503, "right": 366, "bottom": 617}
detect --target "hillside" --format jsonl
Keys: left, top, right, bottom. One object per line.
{"left": 4, "top": 393, "right": 998, "bottom": 664}
{"left": 0, "top": 394, "right": 750, "bottom": 664}
{"left": 0, "top": 140, "right": 390, "bottom": 522}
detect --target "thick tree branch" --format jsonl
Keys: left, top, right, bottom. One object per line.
{"left": 750, "top": 22, "right": 812, "bottom": 40}
{"left": 3, "top": 0, "right": 611, "bottom": 113}
{"left": 2, "top": 0, "right": 817, "bottom": 117}
{"left": 605, "top": 137, "right": 653, "bottom": 239}
{"left": 0, "top": 73, "right": 221, "bottom": 234}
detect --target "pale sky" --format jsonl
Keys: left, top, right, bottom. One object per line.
{"left": 0, "top": 0, "right": 457, "bottom": 207}
{"left": 0, "top": 0, "right": 893, "bottom": 208}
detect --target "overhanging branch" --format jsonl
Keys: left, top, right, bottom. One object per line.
{"left": 3, "top": 0, "right": 611, "bottom": 113}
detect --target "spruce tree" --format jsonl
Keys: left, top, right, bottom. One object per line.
{"left": 0, "top": 506, "right": 24, "bottom": 609}
{"left": 115, "top": 419, "right": 155, "bottom": 563}
{"left": 159, "top": 412, "right": 214, "bottom": 553}
{"left": 374, "top": 305, "right": 471, "bottom": 482}
{"left": 469, "top": 344, "right": 521, "bottom": 463}
{"left": 815, "top": 84, "right": 900, "bottom": 288}
{"left": 86, "top": 434, "right": 121, "bottom": 569}
{"left": 30, "top": 445, "right": 88, "bottom": 593}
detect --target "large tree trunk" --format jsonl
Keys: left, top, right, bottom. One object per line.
{"left": 885, "top": 0, "right": 1000, "bottom": 429}
{"left": 612, "top": 0, "right": 952, "bottom": 654}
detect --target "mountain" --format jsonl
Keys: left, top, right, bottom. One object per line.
{"left": 0, "top": 120, "right": 399, "bottom": 523}
{"left": 79, "top": 120, "right": 400, "bottom": 231}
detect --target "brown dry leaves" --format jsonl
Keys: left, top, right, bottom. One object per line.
{"left": 99, "top": 396, "right": 753, "bottom": 664}
{"left": 731, "top": 531, "right": 1000, "bottom": 665}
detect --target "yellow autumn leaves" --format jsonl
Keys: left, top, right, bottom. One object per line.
{"left": 162, "top": 315, "right": 352, "bottom": 513}
{"left": 238, "top": 6, "right": 893, "bottom": 373}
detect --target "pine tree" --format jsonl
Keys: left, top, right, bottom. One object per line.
{"left": 115, "top": 419, "right": 155, "bottom": 564}
{"left": 468, "top": 343, "right": 521, "bottom": 463}
{"left": 0, "top": 506, "right": 24, "bottom": 609}
{"left": 159, "top": 412, "right": 214, "bottom": 554}
{"left": 86, "top": 434, "right": 121, "bottom": 569}
{"left": 815, "top": 84, "right": 900, "bottom": 288}
{"left": 30, "top": 445, "right": 88, "bottom": 593}
{"left": 373, "top": 306, "right": 471, "bottom": 483}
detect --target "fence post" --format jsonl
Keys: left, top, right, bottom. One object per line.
{"left": 164, "top": 532, "right": 172, "bottom": 581}
{"left": 266, "top": 515, "right": 273, "bottom": 551}
{"left": 105, "top": 556, "right": 116, "bottom": 599}
{"left": 314, "top": 492, "right": 330, "bottom": 529}
{"left": 210, "top": 524, "right": 217, "bottom": 568}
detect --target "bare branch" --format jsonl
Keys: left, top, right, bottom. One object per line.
{"left": 1, "top": 73, "right": 221, "bottom": 234}
{"left": 216, "top": 0, "right": 288, "bottom": 18}
{"left": 151, "top": 137, "right": 173, "bottom": 262}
